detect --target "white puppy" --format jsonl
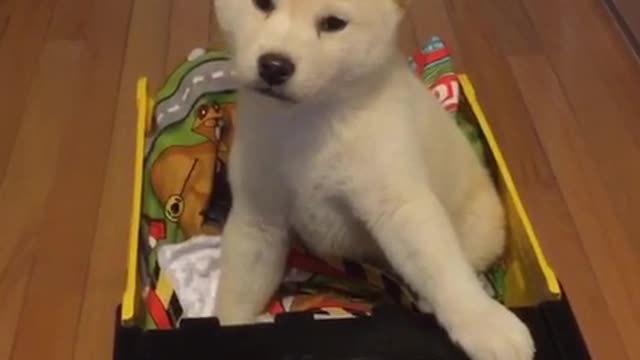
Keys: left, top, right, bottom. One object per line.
{"left": 213, "top": 0, "right": 534, "bottom": 359}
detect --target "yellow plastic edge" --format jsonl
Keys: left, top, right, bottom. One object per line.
{"left": 121, "top": 77, "right": 151, "bottom": 323}
{"left": 458, "top": 74, "right": 561, "bottom": 297}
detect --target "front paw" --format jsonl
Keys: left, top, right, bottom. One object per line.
{"left": 215, "top": 295, "right": 260, "bottom": 326}
{"left": 216, "top": 307, "right": 257, "bottom": 326}
{"left": 447, "top": 301, "right": 535, "bottom": 360}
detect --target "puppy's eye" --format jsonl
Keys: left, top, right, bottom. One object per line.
{"left": 253, "top": 0, "right": 275, "bottom": 13}
{"left": 318, "top": 16, "right": 349, "bottom": 33}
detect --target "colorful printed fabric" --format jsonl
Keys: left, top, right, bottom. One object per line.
{"left": 137, "top": 37, "right": 507, "bottom": 330}
{"left": 263, "top": 246, "right": 417, "bottom": 321}
{"left": 139, "top": 51, "right": 237, "bottom": 329}
{"left": 410, "top": 36, "right": 488, "bottom": 165}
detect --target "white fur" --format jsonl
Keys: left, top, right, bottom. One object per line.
{"left": 212, "top": 1, "right": 534, "bottom": 359}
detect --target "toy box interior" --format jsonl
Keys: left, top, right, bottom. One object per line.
{"left": 113, "top": 39, "right": 591, "bottom": 360}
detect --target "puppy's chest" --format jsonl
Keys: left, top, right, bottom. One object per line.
{"left": 285, "top": 147, "right": 374, "bottom": 258}
{"left": 286, "top": 146, "right": 349, "bottom": 219}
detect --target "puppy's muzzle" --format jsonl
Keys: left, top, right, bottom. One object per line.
{"left": 258, "top": 53, "right": 296, "bottom": 86}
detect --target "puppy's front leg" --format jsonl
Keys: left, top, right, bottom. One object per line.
{"left": 215, "top": 209, "right": 288, "bottom": 325}
{"left": 350, "top": 185, "right": 534, "bottom": 360}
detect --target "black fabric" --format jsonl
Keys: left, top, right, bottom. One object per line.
{"left": 113, "top": 290, "right": 590, "bottom": 360}
{"left": 202, "top": 158, "right": 232, "bottom": 226}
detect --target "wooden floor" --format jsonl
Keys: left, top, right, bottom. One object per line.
{"left": 0, "top": 0, "right": 639, "bottom": 359}
{"left": 606, "top": 0, "right": 640, "bottom": 53}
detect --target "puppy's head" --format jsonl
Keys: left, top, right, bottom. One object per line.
{"left": 215, "top": 0, "right": 409, "bottom": 103}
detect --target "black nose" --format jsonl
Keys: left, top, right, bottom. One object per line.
{"left": 258, "top": 53, "right": 296, "bottom": 86}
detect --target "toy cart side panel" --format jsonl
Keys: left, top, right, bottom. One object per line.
{"left": 121, "top": 77, "right": 152, "bottom": 325}
{"left": 113, "top": 72, "right": 590, "bottom": 360}
{"left": 458, "top": 74, "right": 561, "bottom": 306}
{"left": 120, "top": 73, "right": 564, "bottom": 326}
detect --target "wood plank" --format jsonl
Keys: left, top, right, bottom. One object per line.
{"left": 0, "top": 17, "right": 6, "bottom": 41}
{"left": 8, "top": 0, "right": 134, "bottom": 358}
{"left": 522, "top": 0, "right": 640, "bottom": 170}
{"left": 508, "top": 54, "right": 634, "bottom": 360}
{"left": 166, "top": 0, "right": 209, "bottom": 74}
{"left": 0, "top": 0, "right": 17, "bottom": 19}
{"left": 0, "top": 261, "right": 31, "bottom": 360}
{"left": 521, "top": 0, "right": 640, "bottom": 357}
{"left": 0, "top": 0, "right": 96, "bottom": 286}
{"left": 4, "top": 40, "right": 92, "bottom": 360}
{"left": 0, "top": 0, "right": 56, "bottom": 181}
{"left": 418, "top": 1, "right": 631, "bottom": 358}
{"left": 0, "top": 40, "right": 84, "bottom": 360}
{"left": 606, "top": 0, "right": 640, "bottom": 53}
{"left": 474, "top": 0, "right": 542, "bottom": 56}
{"left": 47, "top": 0, "right": 93, "bottom": 41}
{"left": 471, "top": 3, "right": 640, "bottom": 355}
{"left": 73, "top": 0, "right": 172, "bottom": 358}
{"left": 0, "top": 4, "right": 89, "bottom": 359}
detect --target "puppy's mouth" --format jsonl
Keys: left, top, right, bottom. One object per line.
{"left": 251, "top": 86, "right": 296, "bottom": 103}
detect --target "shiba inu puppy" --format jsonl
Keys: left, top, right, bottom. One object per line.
{"left": 212, "top": 0, "right": 534, "bottom": 359}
